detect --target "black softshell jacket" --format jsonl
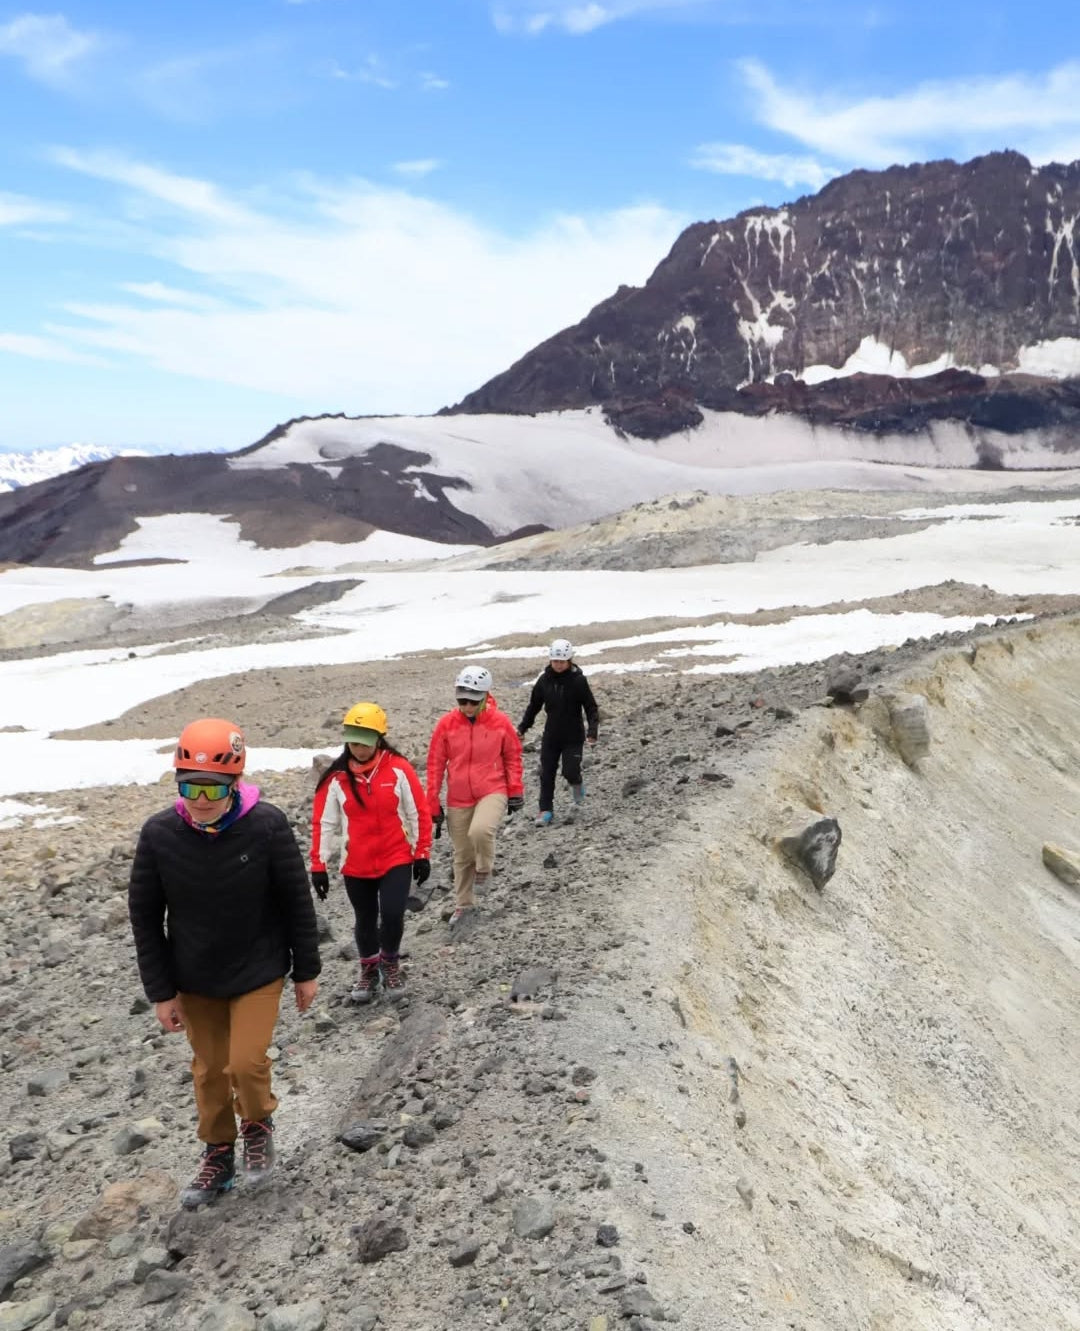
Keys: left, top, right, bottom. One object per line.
{"left": 518, "top": 664, "right": 599, "bottom": 741}
{"left": 128, "top": 801, "right": 322, "bottom": 1002}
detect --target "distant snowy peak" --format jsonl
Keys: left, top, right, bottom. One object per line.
{"left": 450, "top": 150, "right": 1080, "bottom": 439}
{"left": 0, "top": 444, "right": 149, "bottom": 492}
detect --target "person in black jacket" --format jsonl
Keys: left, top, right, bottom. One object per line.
{"left": 128, "top": 718, "right": 321, "bottom": 1209}
{"left": 517, "top": 639, "right": 599, "bottom": 826}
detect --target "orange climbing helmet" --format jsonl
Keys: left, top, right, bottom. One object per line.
{"left": 173, "top": 718, "right": 246, "bottom": 775}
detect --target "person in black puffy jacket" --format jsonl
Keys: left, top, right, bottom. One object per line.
{"left": 128, "top": 718, "right": 321, "bottom": 1209}
{"left": 517, "top": 639, "right": 599, "bottom": 826}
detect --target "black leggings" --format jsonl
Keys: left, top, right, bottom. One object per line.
{"left": 344, "top": 863, "right": 412, "bottom": 960}
{"left": 539, "top": 730, "right": 584, "bottom": 813}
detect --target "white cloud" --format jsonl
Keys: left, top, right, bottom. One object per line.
{"left": 323, "top": 54, "right": 447, "bottom": 93}
{"left": 120, "top": 281, "right": 220, "bottom": 309}
{"left": 689, "top": 142, "right": 837, "bottom": 190}
{"left": 0, "top": 332, "right": 106, "bottom": 365}
{"left": 392, "top": 158, "right": 442, "bottom": 177}
{"left": 0, "top": 12, "right": 100, "bottom": 84}
{"left": 0, "top": 191, "right": 68, "bottom": 226}
{"left": 740, "top": 58, "right": 1080, "bottom": 168}
{"left": 40, "top": 150, "right": 684, "bottom": 411}
{"left": 355, "top": 54, "right": 398, "bottom": 89}
{"left": 493, "top": 0, "right": 705, "bottom": 35}
{"left": 561, "top": 4, "right": 614, "bottom": 31}
{"left": 48, "top": 147, "right": 256, "bottom": 225}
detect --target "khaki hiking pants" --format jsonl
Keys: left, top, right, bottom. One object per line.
{"left": 446, "top": 793, "right": 507, "bottom": 909}
{"left": 179, "top": 977, "right": 284, "bottom": 1144}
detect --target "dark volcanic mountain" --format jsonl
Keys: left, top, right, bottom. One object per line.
{"left": 0, "top": 436, "right": 497, "bottom": 568}
{"left": 448, "top": 151, "right": 1080, "bottom": 442}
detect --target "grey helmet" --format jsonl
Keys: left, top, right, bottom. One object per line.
{"left": 455, "top": 665, "right": 493, "bottom": 698}
{"left": 549, "top": 639, "right": 574, "bottom": 661}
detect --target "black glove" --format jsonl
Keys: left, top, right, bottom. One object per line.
{"left": 311, "top": 870, "right": 330, "bottom": 901}
{"left": 433, "top": 812, "right": 444, "bottom": 840}
{"left": 412, "top": 858, "right": 431, "bottom": 885}
{"left": 506, "top": 795, "right": 524, "bottom": 816}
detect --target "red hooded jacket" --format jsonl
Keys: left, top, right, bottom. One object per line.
{"left": 426, "top": 695, "right": 524, "bottom": 814}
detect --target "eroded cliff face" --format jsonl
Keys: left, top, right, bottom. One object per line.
{"left": 450, "top": 151, "right": 1080, "bottom": 439}
{"left": 580, "top": 617, "right": 1080, "bottom": 1330}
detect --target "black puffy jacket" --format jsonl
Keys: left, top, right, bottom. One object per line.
{"left": 518, "top": 664, "right": 599, "bottom": 741}
{"left": 128, "top": 798, "right": 321, "bottom": 1002}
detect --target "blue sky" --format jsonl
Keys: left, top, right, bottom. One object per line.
{"left": 1, "top": 0, "right": 1078, "bottom": 453}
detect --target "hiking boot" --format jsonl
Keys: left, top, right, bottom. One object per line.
{"left": 571, "top": 782, "right": 586, "bottom": 806}
{"left": 535, "top": 811, "right": 553, "bottom": 827}
{"left": 350, "top": 955, "right": 381, "bottom": 1005}
{"left": 180, "top": 1142, "right": 235, "bottom": 1209}
{"left": 449, "top": 906, "right": 474, "bottom": 931}
{"left": 239, "top": 1116, "right": 275, "bottom": 1186}
{"left": 380, "top": 951, "right": 406, "bottom": 1000}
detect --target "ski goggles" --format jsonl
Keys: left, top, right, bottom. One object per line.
{"left": 177, "top": 779, "right": 235, "bottom": 801}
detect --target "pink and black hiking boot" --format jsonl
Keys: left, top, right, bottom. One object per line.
{"left": 380, "top": 951, "right": 406, "bottom": 1000}
{"left": 180, "top": 1142, "right": 235, "bottom": 1209}
{"left": 350, "top": 955, "right": 381, "bottom": 1004}
{"left": 239, "top": 1115, "right": 275, "bottom": 1186}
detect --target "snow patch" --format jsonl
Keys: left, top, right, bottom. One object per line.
{"left": 91, "top": 512, "right": 474, "bottom": 573}
{"left": 0, "top": 734, "right": 324, "bottom": 801}
{"left": 1017, "top": 338, "right": 1080, "bottom": 378}
{"left": 801, "top": 336, "right": 969, "bottom": 384}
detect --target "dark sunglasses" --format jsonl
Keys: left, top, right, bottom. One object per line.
{"left": 177, "top": 780, "right": 234, "bottom": 800}
{"left": 456, "top": 697, "right": 483, "bottom": 706}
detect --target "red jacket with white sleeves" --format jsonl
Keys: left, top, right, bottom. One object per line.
{"left": 311, "top": 752, "right": 432, "bottom": 879}
{"left": 425, "top": 695, "right": 524, "bottom": 814}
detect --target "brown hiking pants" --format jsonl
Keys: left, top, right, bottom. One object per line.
{"left": 179, "top": 977, "right": 284, "bottom": 1144}
{"left": 446, "top": 793, "right": 507, "bottom": 908}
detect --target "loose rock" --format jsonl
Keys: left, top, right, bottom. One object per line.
{"left": 512, "top": 1196, "right": 556, "bottom": 1240}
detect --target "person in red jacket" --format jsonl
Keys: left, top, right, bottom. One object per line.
{"left": 426, "top": 665, "right": 524, "bottom": 928}
{"left": 310, "top": 702, "right": 432, "bottom": 1004}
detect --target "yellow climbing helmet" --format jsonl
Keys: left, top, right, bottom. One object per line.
{"left": 342, "top": 702, "right": 388, "bottom": 742}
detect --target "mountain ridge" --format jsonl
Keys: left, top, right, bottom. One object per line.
{"left": 447, "top": 151, "right": 1080, "bottom": 439}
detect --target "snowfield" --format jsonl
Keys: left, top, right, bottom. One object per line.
{"left": 1, "top": 488, "right": 1077, "bottom": 798}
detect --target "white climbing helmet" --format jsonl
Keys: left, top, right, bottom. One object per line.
{"left": 455, "top": 665, "right": 493, "bottom": 699}
{"left": 549, "top": 639, "right": 574, "bottom": 661}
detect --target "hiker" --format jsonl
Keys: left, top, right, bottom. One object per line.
{"left": 517, "top": 638, "right": 599, "bottom": 825}
{"left": 426, "top": 665, "right": 524, "bottom": 927}
{"left": 309, "top": 702, "right": 432, "bottom": 1004}
{"left": 128, "top": 718, "right": 321, "bottom": 1210}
